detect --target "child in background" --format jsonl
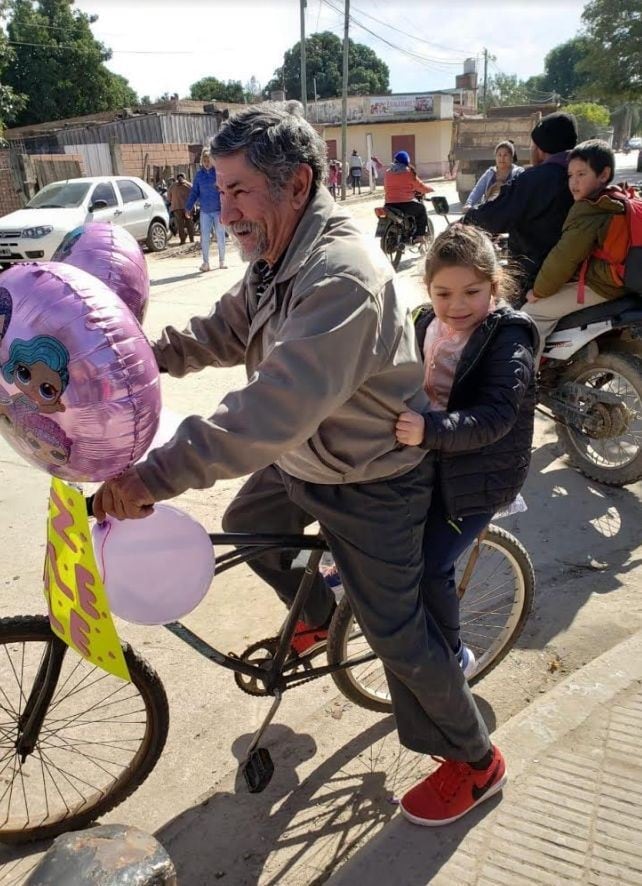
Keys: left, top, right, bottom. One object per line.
{"left": 396, "top": 226, "right": 537, "bottom": 684}
{"left": 526, "top": 139, "right": 624, "bottom": 364}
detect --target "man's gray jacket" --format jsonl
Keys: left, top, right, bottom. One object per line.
{"left": 136, "top": 186, "right": 428, "bottom": 501}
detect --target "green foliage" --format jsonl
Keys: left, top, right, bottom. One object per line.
{"left": 579, "top": 0, "right": 642, "bottom": 102}
{"left": 563, "top": 101, "right": 611, "bottom": 140}
{"left": 4, "top": 0, "right": 139, "bottom": 127}
{"left": 482, "top": 73, "right": 530, "bottom": 111}
{"left": 537, "top": 37, "right": 593, "bottom": 101}
{"left": 189, "top": 76, "right": 245, "bottom": 103}
{"left": 264, "top": 31, "right": 389, "bottom": 101}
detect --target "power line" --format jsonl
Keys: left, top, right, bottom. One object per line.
{"left": 322, "top": 0, "right": 467, "bottom": 74}
{"left": 349, "top": 1, "right": 472, "bottom": 57}
{"left": 6, "top": 39, "right": 193, "bottom": 55}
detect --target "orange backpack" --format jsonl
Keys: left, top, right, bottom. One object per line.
{"left": 578, "top": 184, "right": 642, "bottom": 303}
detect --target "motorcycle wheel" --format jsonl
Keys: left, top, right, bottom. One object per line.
{"left": 380, "top": 223, "right": 403, "bottom": 270}
{"left": 555, "top": 351, "right": 642, "bottom": 486}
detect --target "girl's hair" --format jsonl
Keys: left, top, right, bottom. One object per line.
{"left": 424, "top": 226, "right": 519, "bottom": 302}
{"left": 19, "top": 413, "right": 72, "bottom": 462}
{"left": 0, "top": 287, "right": 12, "bottom": 341}
{"left": 2, "top": 335, "right": 70, "bottom": 390}
{"left": 495, "top": 139, "right": 517, "bottom": 162}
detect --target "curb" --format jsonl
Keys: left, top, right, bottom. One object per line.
{"left": 327, "top": 627, "right": 642, "bottom": 884}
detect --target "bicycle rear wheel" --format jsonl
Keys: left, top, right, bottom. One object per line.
{"left": 0, "top": 615, "right": 169, "bottom": 844}
{"left": 326, "top": 525, "right": 534, "bottom": 713}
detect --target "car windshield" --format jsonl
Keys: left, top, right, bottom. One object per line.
{"left": 27, "top": 182, "right": 91, "bottom": 209}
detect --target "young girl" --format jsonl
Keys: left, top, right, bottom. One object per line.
{"left": 396, "top": 225, "right": 537, "bottom": 679}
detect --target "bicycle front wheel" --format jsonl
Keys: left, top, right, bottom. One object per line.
{"left": 0, "top": 616, "right": 169, "bottom": 844}
{"left": 326, "top": 525, "right": 535, "bottom": 713}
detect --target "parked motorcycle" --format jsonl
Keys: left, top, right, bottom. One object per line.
{"left": 374, "top": 192, "right": 435, "bottom": 269}
{"left": 431, "top": 197, "right": 642, "bottom": 486}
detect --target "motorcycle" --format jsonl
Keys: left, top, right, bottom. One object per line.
{"left": 431, "top": 197, "right": 642, "bottom": 487}
{"left": 374, "top": 191, "right": 435, "bottom": 269}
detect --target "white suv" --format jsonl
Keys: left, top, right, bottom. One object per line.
{"left": 0, "top": 175, "right": 170, "bottom": 265}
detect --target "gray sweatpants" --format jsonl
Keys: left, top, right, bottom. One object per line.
{"left": 222, "top": 458, "right": 491, "bottom": 761}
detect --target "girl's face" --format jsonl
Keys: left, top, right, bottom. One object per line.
{"left": 429, "top": 265, "right": 495, "bottom": 333}
{"left": 495, "top": 147, "right": 514, "bottom": 171}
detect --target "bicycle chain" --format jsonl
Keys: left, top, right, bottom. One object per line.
{"left": 232, "top": 636, "right": 329, "bottom": 696}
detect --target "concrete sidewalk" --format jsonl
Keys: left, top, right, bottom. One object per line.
{"left": 328, "top": 629, "right": 642, "bottom": 886}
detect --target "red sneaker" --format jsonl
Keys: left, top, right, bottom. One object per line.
{"left": 290, "top": 620, "right": 329, "bottom": 657}
{"left": 400, "top": 745, "right": 506, "bottom": 826}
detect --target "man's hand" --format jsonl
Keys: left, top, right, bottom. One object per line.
{"left": 525, "top": 289, "right": 537, "bottom": 303}
{"left": 396, "top": 410, "right": 425, "bottom": 447}
{"left": 184, "top": 210, "right": 191, "bottom": 218}
{"left": 93, "top": 468, "right": 156, "bottom": 522}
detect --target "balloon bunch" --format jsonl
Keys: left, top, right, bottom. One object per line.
{"left": 0, "top": 224, "right": 160, "bottom": 482}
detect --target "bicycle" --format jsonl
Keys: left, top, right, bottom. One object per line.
{"left": 0, "top": 505, "right": 534, "bottom": 844}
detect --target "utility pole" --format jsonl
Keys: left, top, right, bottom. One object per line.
{"left": 482, "top": 48, "right": 489, "bottom": 116}
{"left": 340, "top": 0, "right": 350, "bottom": 201}
{"left": 300, "top": 0, "right": 308, "bottom": 117}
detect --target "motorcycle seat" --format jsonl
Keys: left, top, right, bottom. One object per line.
{"left": 554, "top": 293, "right": 642, "bottom": 331}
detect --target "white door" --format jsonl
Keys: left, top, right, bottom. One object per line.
{"left": 86, "top": 181, "right": 124, "bottom": 226}
{"left": 116, "top": 179, "right": 150, "bottom": 240}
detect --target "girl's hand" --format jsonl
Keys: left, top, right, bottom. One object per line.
{"left": 396, "top": 410, "right": 425, "bottom": 446}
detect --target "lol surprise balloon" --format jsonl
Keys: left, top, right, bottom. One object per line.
{"left": 53, "top": 223, "right": 150, "bottom": 323}
{"left": 0, "top": 262, "right": 160, "bottom": 482}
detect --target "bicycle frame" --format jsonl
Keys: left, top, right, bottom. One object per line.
{"left": 163, "top": 532, "right": 378, "bottom": 694}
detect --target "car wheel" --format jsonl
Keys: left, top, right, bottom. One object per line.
{"left": 146, "top": 220, "right": 167, "bottom": 252}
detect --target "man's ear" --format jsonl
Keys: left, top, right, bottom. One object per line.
{"left": 600, "top": 166, "right": 612, "bottom": 185}
{"left": 290, "top": 164, "right": 314, "bottom": 209}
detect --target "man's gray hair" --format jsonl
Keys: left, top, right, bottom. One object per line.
{"left": 210, "top": 102, "right": 327, "bottom": 196}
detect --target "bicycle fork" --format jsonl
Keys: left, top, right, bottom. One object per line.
{"left": 16, "top": 636, "right": 68, "bottom": 762}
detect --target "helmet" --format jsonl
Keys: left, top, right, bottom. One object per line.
{"left": 394, "top": 150, "right": 410, "bottom": 166}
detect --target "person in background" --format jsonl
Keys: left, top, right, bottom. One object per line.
{"left": 186, "top": 148, "right": 227, "bottom": 272}
{"left": 349, "top": 149, "right": 363, "bottom": 195}
{"left": 462, "top": 141, "right": 523, "bottom": 212}
{"left": 167, "top": 173, "right": 195, "bottom": 245}
{"left": 383, "top": 150, "right": 433, "bottom": 242}
{"left": 464, "top": 112, "right": 578, "bottom": 296}
{"left": 327, "top": 160, "right": 340, "bottom": 200}
{"left": 526, "top": 139, "right": 624, "bottom": 365}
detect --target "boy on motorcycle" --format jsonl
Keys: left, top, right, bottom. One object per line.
{"left": 525, "top": 140, "right": 624, "bottom": 364}
{"left": 384, "top": 151, "right": 432, "bottom": 242}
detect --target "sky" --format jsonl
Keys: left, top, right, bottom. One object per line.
{"left": 74, "top": 0, "right": 588, "bottom": 101}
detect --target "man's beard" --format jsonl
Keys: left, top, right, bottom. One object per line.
{"left": 229, "top": 221, "right": 269, "bottom": 262}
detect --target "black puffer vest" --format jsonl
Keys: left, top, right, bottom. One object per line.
{"left": 415, "top": 304, "right": 538, "bottom": 518}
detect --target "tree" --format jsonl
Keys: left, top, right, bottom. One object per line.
{"left": 0, "top": 1, "right": 25, "bottom": 127}
{"left": 578, "top": 0, "right": 642, "bottom": 102}
{"left": 4, "top": 0, "right": 139, "bottom": 127}
{"left": 189, "top": 76, "right": 245, "bottom": 103}
{"left": 563, "top": 101, "right": 610, "bottom": 140}
{"left": 244, "top": 75, "right": 262, "bottom": 104}
{"left": 482, "top": 73, "right": 530, "bottom": 111}
{"left": 264, "top": 31, "right": 389, "bottom": 101}
{"left": 536, "top": 37, "right": 593, "bottom": 102}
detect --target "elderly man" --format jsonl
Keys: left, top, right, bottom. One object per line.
{"left": 93, "top": 104, "right": 505, "bottom": 827}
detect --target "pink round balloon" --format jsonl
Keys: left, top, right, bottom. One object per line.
{"left": 0, "top": 262, "right": 160, "bottom": 481}
{"left": 53, "top": 223, "right": 150, "bottom": 322}
{"left": 92, "top": 505, "right": 215, "bottom": 625}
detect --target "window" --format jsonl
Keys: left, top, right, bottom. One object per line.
{"left": 91, "top": 182, "right": 118, "bottom": 208}
{"left": 117, "top": 179, "right": 146, "bottom": 204}
{"left": 28, "top": 182, "right": 90, "bottom": 209}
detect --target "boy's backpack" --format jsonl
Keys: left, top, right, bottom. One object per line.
{"left": 578, "top": 184, "right": 642, "bottom": 303}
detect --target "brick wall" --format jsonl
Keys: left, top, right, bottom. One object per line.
{"left": 119, "top": 143, "right": 191, "bottom": 178}
{"left": 29, "top": 153, "right": 85, "bottom": 170}
{"left": 0, "top": 150, "right": 24, "bottom": 216}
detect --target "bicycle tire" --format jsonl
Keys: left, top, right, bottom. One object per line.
{"left": 0, "top": 615, "right": 169, "bottom": 844}
{"left": 326, "top": 525, "right": 535, "bottom": 713}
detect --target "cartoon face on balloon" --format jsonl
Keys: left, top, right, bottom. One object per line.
{"left": 2, "top": 335, "right": 69, "bottom": 413}
{"left": 0, "top": 263, "right": 160, "bottom": 482}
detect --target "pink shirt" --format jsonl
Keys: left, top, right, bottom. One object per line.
{"left": 423, "top": 303, "right": 496, "bottom": 408}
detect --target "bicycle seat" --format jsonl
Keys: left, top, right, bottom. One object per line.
{"left": 554, "top": 293, "right": 642, "bottom": 331}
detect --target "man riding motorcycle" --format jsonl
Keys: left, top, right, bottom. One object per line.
{"left": 383, "top": 151, "right": 432, "bottom": 242}
{"left": 464, "top": 112, "right": 578, "bottom": 296}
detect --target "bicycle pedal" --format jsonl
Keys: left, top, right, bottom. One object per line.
{"left": 242, "top": 747, "right": 274, "bottom": 793}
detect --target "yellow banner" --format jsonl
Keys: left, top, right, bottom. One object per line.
{"left": 43, "top": 478, "right": 130, "bottom": 682}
